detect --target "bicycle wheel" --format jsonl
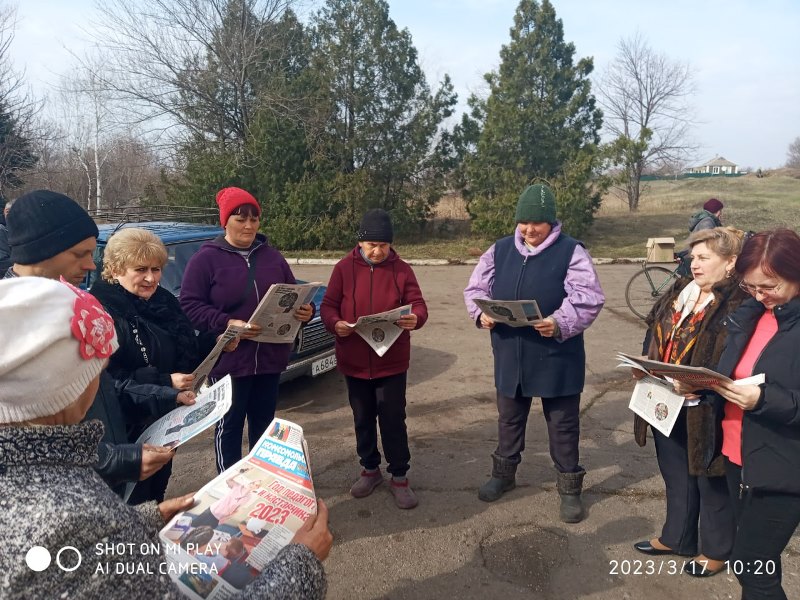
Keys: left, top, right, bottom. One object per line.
{"left": 625, "top": 266, "right": 680, "bottom": 320}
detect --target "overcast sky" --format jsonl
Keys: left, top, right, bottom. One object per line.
{"left": 11, "top": 0, "right": 800, "bottom": 169}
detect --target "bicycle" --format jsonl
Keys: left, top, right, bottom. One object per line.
{"left": 624, "top": 253, "right": 688, "bottom": 320}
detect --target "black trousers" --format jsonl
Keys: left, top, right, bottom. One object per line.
{"left": 495, "top": 388, "right": 581, "bottom": 473}
{"left": 346, "top": 372, "right": 410, "bottom": 477}
{"left": 652, "top": 409, "right": 735, "bottom": 558}
{"left": 128, "top": 459, "right": 173, "bottom": 505}
{"left": 726, "top": 458, "right": 800, "bottom": 600}
{"left": 212, "top": 373, "right": 281, "bottom": 473}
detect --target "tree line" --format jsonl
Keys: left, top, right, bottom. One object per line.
{"left": 4, "top": 0, "right": 762, "bottom": 248}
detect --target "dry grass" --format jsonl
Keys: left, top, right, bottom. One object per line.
{"left": 585, "top": 174, "right": 800, "bottom": 257}
{"left": 286, "top": 175, "right": 800, "bottom": 260}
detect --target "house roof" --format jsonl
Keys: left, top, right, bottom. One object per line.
{"left": 697, "top": 156, "right": 737, "bottom": 167}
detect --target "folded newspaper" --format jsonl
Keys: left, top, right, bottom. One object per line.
{"left": 159, "top": 418, "right": 316, "bottom": 599}
{"left": 617, "top": 352, "right": 766, "bottom": 388}
{"left": 191, "top": 327, "right": 243, "bottom": 393}
{"left": 474, "top": 298, "right": 543, "bottom": 327}
{"left": 628, "top": 375, "right": 685, "bottom": 436}
{"left": 347, "top": 304, "right": 411, "bottom": 357}
{"left": 248, "top": 282, "right": 322, "bottom": 344}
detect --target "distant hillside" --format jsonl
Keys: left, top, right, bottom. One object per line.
{"left": 585, "top": 174, "right": 800, "bottom": 258}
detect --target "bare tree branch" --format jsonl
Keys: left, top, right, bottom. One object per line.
{"left": 597, "top": 33, "right": 699, "bottom": 211}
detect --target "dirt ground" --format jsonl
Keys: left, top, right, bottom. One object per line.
{"left": 167, "top": 263, "right": 800, "bottom": 600}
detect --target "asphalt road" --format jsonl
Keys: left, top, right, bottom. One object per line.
{"left": 168, "top": 263, "right": 800, "bottom": 600}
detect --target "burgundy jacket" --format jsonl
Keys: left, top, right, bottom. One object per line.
{"left": 321, "top": 247, "right": 427, "bottom": 379}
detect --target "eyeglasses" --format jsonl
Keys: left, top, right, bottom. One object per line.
{"left": 739, "top": 281, "right": 784, "bottom": 296}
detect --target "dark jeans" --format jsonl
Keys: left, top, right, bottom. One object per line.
{"left": 346, "top": 372, "right": 410, "bottom": 477}
{"left": 212, "top": 373, "right": 281, "bottom": 473}
{"left": 726, "top": 458, "right": 800, "bottom": 600}
{"left": 495, "top": 388, "right": 581, "bottom": 473}
{"left": 652, "top": 408, "right": 735, "bottom": 558}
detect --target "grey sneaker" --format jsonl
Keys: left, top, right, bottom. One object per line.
{"left": 350, "top": 469, "right": 383, "bottom": 498}
{"left": 390, "top": 478, "right": 418, "bottom": 509}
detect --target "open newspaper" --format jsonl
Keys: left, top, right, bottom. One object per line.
{"left": 135, "top": 375, "right": 233, "bottom": 449}
{"left": 122, "top": 377, "right": 234, "bottom": 502}
{"left": 474, "top": 298, "right": 543, "bottom": 326}
{"left": 159, "top": 418, "right": 315, "bottom": 599}
{"left": 617, "top": 352, "right": 765, "bottom": 388}
{"left": 248, "top": 282, "right": 322, "bottom": 344}
{"left": 347, "top": 304, "right": 411, "bottom": 357}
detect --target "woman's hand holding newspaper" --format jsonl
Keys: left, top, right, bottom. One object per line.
{"left": 291, "top": 498, "right": 333, "bottom": 561}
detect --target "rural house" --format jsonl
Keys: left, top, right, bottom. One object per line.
{"left": 688, "top": 156, "right": 739, "bottom": 175}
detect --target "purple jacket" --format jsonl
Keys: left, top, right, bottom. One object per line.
{"left": 180, "top": 234, "right": 296, "bottom": 378}
{"left": 463, "top": 222, "right": 605, "bottom": 341}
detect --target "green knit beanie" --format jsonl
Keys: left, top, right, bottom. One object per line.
{"left": 515, "top": 184, "right": 557, "bottom": 223}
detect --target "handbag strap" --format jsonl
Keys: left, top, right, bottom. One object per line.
{"left": 228, "top": 251, "right": 259, "bottom": 314}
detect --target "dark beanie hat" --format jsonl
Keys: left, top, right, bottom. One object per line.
{"left": 357, "top": 209, "right": 393, "bottom": 243}
{"left": 8, "top": 190, "right": 99, "bottom": 265}
{"left": 515, "top": 184, "right": 557, "bottom": 223}
{"left": 216, "top": 187, "right": 261, "bottom": 227}
{"left": 703, "top": 198, "right": 724, "bottom": 213}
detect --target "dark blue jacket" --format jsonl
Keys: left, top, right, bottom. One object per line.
{"left": 490, "top": 234, "right": 585, "bottom": 398}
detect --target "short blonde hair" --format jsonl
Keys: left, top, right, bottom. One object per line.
{"left": 687, "top": 226, "right": 744, "bottom": 260}
{"left": 102, "top": 228, "right": 168, "bottom": 282}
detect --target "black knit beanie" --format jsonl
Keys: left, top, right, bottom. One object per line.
{"left": 357, "top": 208, "right": 393, "bottom": 243}
{"left": 8, "top": 190, "right": 99, "bottom": 265}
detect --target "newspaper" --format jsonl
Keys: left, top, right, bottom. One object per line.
{"left": 136, "top": 375, "right": 233, "bottom": 450}
{"left": 122, "top": 376, "right": 234, "bottom": 502}
{"left": 159, "top": 418, "right": 316, "bottom": 599}
{"left": 346, "top": 304, "right": 412, "bottom": 357}
{"left": 628, "top": 375, "right": 685, "bottom": 436}
{"left": 617, "top": 352, "right": 766, "bottom": 388}
{"left": 474, "top": 298, "right": 543, "bottom": 327}
{"left": 191, "top": 326, "right": 243, "bottom": 393}
{"left": 248, "top": 282, "right": 322, "bottom": 344}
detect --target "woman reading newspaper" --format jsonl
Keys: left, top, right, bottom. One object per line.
{"left": 90, "top": 228, "right": 201, "bottom": 503}
{"left": 631, "top": 227, "right": 748, "bottom": 578}
{"left": 463, "top": 184, "right": 604, "bottom": 523}
{"left": 0, "top": 277, "right": 331, "bottom": 600}
{"left": 180, "top": 187, "right": 313, "bottom": 473}
{"left": 321, "top": 208, "right": 428, "bottom": 509}
{"left": 698, "top": 229, "right": 800, "bottom": 598}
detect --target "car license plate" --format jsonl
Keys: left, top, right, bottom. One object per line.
{"left": 311, "top": 355, "right": 337, "bottom": 376}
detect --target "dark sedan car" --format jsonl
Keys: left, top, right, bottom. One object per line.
{"left": 84, "top": 221, "right": 336, "bottom": 382}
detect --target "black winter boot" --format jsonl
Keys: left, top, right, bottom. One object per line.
{"left": 478, "top": 454, "right": 517, "bottom": 502}
{"left": 557, "top": 468, "right": 586, "bottom": 523}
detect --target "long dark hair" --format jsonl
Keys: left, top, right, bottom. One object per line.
{"left": 736, "top": 229, "right": 800, "bottom": 286}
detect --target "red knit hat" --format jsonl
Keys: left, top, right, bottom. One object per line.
{"left": 216, "top": 187, "right": 261, "bottom": 226}
{"left": 703, "top": 198, "right": 724, "bottom": 213}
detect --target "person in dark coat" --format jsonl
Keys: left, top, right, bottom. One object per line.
{"left": 321, "top": 208, "right": 428, "bottom": 509}
{"left": 632, "top": 227, "right": 748, "bottom": 578}
{"left": 90, "top": 227, "right": 200, "bottom": 503}
{"left": 710, "top": 229, "right": 800, "bottom": 598}
{"left": 180, "top": 187, "right": 313, "bottom": 472}
{"left": 2, "top": 190, "right": 179, "bottom": 495}
{"left": 0, "top": 276, "right": 332, "bottom": 600}
{"left": 464, "top": 184, "right": 605, "bottom": 523}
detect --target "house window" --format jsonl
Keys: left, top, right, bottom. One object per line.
{"left": 712, "top": 166, "right": 720, "bottom": 174}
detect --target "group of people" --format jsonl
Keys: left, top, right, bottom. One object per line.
{"left": 1, "top": 180, "right": 798, "bottom": 600}
{"left": 0, "top": 189, "right": 331, "bottom": 598}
